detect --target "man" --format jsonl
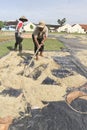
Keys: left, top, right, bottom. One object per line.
{"left": 32, "top": 21, "right": 48, "bottom": 60}
{"left": 14, "top": 16, "right": 28, "bottom": 53}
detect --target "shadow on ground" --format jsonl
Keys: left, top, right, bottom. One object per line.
{"left": 7, "top": 46, "right": 14, "bottom": 51}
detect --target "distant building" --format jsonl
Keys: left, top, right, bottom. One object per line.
{"left": 79, "top": 24, "right": 87, "bottom": 33}
{"left": 5, "top": 20, "right": 18, "bottom": 26}
{"left": 57, "top": 24, "right": 72, "bottom": 33}
{"left": 1, "top": 20, "right": 18, "bottom": 31}
{"left": 71, "top": 24, "right": 85, "bottom": 33}
{"left": 1, "top": 20, "right": 87, "bottom": 34}
{"left": 56, "top": 23, "right": 86, "bottom": 34}
{"left": 46, "top": 24, "right": 59, "bottom": 32}
{"left": 1, "top": 25, "right": 15, "bottom": 31}
{"left": 24, "top": 22, "right": 36, "bottom": 32}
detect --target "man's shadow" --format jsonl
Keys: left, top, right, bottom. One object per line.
{"left": 7, "top": 46, "right": 34, "bottom": 67}
{"left": 17, "top": 52, "right": 35, "bottom": 68}
{"left": 7, "top": 46, "right": 14, "bottom": 51}
{"left": 17, "top": 52, "right": 33, "bottom": 60}
{"left": 7, "top": 46, "right": 33, "bottom": 60}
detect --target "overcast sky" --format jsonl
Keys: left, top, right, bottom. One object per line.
{"left": 0, "top": 0, "right": 87, "bottom": 25}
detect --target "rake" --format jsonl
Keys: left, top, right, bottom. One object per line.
{"left": 23, "top": 47, "right": 40, "bottom": 76}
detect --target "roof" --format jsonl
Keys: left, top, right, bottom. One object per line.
{"left": 46, "top": 24, "right": 60, "bottom": 29}
{"left": 5, "top": 20, "right": 18, "bottom": 26}
{"left": 34, "top": 23, "right": 60, "bottom": 29}
{"left": 79, "top": 24, "right": 87, "bottom": 31}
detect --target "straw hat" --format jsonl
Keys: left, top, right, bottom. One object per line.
{"left": 38, "top": 21, "right": 45, "bottom": 28}
{"left": 19, "top": 16, "right": 28, "bottom": 22}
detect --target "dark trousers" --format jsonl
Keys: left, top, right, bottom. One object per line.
{"left": 32, "top": 34, "right": 44, "bottom": 55}
{"left": 14, "top": 32, "right": 23, "bottom": 52}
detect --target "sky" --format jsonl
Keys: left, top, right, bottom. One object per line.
{"left": 0, "top": 0, "right": 87, "bottom": 25}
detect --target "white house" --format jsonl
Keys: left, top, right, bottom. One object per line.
{"left": 57, "top": 24, "right": 72, "bottom": 33}
{"left": 56, "top": 23, "right": 86, "bottom": 34}
{"left": 71, "top": 24, "right": 85, "bottom": 34}
{"left": 1, "top": 25, "right": 15, "bottom": 31}
{"left": 24, "top": 22, "right": 36, "bottom": 32}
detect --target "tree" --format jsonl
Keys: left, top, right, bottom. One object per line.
{"left": 0, "top": 21, "right": 4, "bottom": 30}
{"left": 57, "top": 18, "right": 66, "bottom": 27}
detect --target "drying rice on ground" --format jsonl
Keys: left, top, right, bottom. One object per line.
{"left": 0, "top": 49, "right": 87, "bottom": 118}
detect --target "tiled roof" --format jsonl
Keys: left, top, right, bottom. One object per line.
{"left": 5, "top": 20, "right": 18, "bottom": 26}
{"left": 80, "top": 24, "right": 87, "bottom": 31}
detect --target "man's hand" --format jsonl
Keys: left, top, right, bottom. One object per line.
{"left": 38, "top": 44, "right": 42, "bottom": 49}
{"left": 40, "top": 41, "right": 44, "bottom": 46}
{"left": 39, "top": 43, "right": 43, "bottom": 48}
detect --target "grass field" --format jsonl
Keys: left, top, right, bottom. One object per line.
{"left": 23, "top": 38, "right": 64, "bottom": 51}
{"left": 0, "top": 33, "right": 64, "bottom": 58}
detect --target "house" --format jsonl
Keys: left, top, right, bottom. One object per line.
{"left": 57, "top": 24, "right": 72, "bottom": 33}
{"left": 24, "top": 22, "right": 36, "bottom": 32}
{"left": 5, "top": 20, "right": 18, "bottom": 26}
{"left": 1, "top": 20, "right": 17, "bottom": 31}
{"left": 71, "top": 24, "right": 85, "bottom": 33}
{"left": 1, "top": 25, "right": 15, "bottom": 31}
{"left": 46, "top": 24, "right": 59, "bottom": 32}
{"left": 79, "top": 24, "right": 87, "bottom": 33}
{"left": 56, "top": 23, "right": 86, "bottom": 34}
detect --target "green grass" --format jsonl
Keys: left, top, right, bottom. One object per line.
{"left": 45, "top": 38, "right": 64, "bottom": 51}
{"left": 22, "top": 38, "right": 34, "bottom": 50}
{"left": 23, "top": 38, "right": 64, "bottom": 51}
{"left": 0, "top": 38, "right": 65, "bottom": 58}
{"left": 0, "top": 41, "right": 14, "bottom": 57}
